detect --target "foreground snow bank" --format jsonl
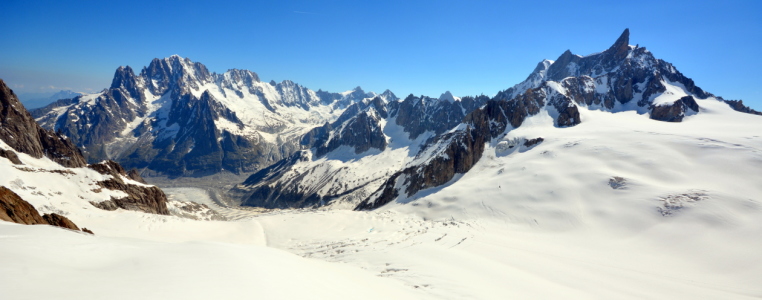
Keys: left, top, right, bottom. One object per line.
{"left": 0, "top": 222, "right": 433, "bottom": 300}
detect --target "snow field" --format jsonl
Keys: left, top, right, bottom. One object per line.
{"left": 2, "top": 96, "right": 761, "bottom": 299}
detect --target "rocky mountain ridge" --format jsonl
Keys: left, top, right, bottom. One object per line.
{"left": 228, "top": 29, "right": 761, "bottom": 210}
{"left": 33, "top": 55, "right": 381, "bottom": 177}
{"left": 233, "top": 92, "right": 492, "bottom": 209}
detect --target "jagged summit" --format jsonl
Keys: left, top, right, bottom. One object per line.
{"left": 439, "top": 91, "right": 457, "bottom": 102}
{"left": 379, "top": 89, "right": 399, "bottom": 102}
{"left": 609, "top": 28, "right": 630, "bottom": 55}
{"left": 32, "top": 56, "right": 391, "bottom": 177}
{"left": 495, "top": 28, "right": 714, "bottom": 118}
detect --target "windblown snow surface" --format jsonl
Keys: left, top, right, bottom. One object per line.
{"left": 2, "top": 98, "right": 762, "bottom": 299}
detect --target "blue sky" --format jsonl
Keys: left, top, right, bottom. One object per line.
{"left": 1, "top": 0, "right": 761, "bottom": 109}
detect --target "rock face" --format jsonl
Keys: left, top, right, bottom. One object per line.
{"left": 0, "top": 186, "right": 48, "bottom": 225}
{"left": 392, "top": 93, "right": 490, "bottom": 139}
{"left": 1, "top": 79, "right": 169, "bottom": 216}
{"left": 42, "top": 213, "right": 81, "bottom": 231}
{"left": 650, "top": 96, "right": 699, "bottom": 122}
{"left": 88, "top": 160, "right": 169, "bottom": 215}
{"left": 0, "top": 79, "right": 87, "bottom": 168}
{"left": 724, "top": 99, "right": 762, "bottom": 116}
{"left": 32, "top": 56, "right": 381, "bottom": 177}
{"left": 0, "top": 148, "right": 22, "bottom": 164}
{"left": 0, "top": 186, "right": 91, "bottom": 233}
{"left": 235, "top": 92, "right": 491, "bottom": 209}
{"left": 304, "top": 96, "right": 392, "bottom": 158}
{"left": 355, "top": 94, "right": 570, "bottom": 210}
{"left": 494, "top": 29, "right": 714, "bottom": 119}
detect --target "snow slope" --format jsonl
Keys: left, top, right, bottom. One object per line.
{"left": 251, "top": 99, "right": 762, "bottom": 299}
{"left": 2, "top": 99, "right": 761, "bottom": 299}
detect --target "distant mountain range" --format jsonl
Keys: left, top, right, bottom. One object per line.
{"left": 32, "top": 56, "right": 386, "bottom": 177}
{"left": 17, "top": 90, "right": 83, "bottom": 109}
{"left": 230, "top": 29, "right": 762, "bottom": 210}
{"left": 25, "top": 29, "right": 762, "bottom": 211}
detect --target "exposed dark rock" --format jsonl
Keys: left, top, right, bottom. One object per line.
{"left": 118, "top": 89, "right": 269, "bottom": 177}
{"left": 650, "top": 103, "right": 686, "bottom": 122}
{"left": 240, "top": 93, "right": 491, "bottom": 209}
{"left": 523, "top": 137, "right": 544, "bottom": 148}
{"left": 0, "top": 186, "right": 48, "bottom": 225}
{"left": 724, "top": 99, "right": 762, "bottom": 116}
{"left": 681, "top": 95, "right": 699, "bottom": 112}
{"left": 392, "top": 94, "right": 490, "bottom": 140}
{"left": 356, "top": 93, "right": 574, "bottom": 210}
{"left": 0, "top": 79, "right": 87, "bottom": 167}
{"left": 127, "top": 169, "right": 147, "bottom": 184}
{"left": 88, "top": 160, "right": 169, "bottom": 215}
{"left": 42, "top": 213, "right": 80, "bottom": 231}
{"left": 312, "top": 104, "right": 387, "bottom": 157}
{"left": 0, "top": 148, "right": 22, "bottom": 164}
{"left": 650, "top": 96, "right": 698, "bottom": 122}
{"left": 0, "top": 186, "right": 91, "bottom": 233}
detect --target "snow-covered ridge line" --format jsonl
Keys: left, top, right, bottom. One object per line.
{"left": 31, "top": 55, "right": 393, "bottom": 177}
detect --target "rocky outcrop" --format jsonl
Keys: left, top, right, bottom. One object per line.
{"left": 523, "top": 137, "right": 544, "bottom": 148}
{"left": 0, "top": 186, "right": 92, "bottom": 234}
{"left": 650, "top": 96, "right": 698, "bottom": 122}
{"left": 0, "top": 186, "right": 48, "bottom": 225}
{"left": 0, "top": 148, "right": 22, "bottom": 164}
{"left": 392, "top": 94, "right": 490, "bottom": 139}
{"left": 0, "top": 79, "right": 87, "bottom": 168}
{"left": 307, "top": 97, "right": 389, "bottom": 157}
{"left": 88, "top": 160, "right": 169, "bottom": 215}
{"left": 42, "top": 213, "right": 81, "bottom": 231}
{"left": 724, "top": 99, "right": 762, "bottom": 116}
{"left": 127, "top": 169, "right": 147, "bottom": 183}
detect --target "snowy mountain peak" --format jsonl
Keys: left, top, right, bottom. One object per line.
{"left": 32, "top": 55, "right": 393, "bottom": 176}
{"left": 379, "top": 89, "right": 399, "bottom": 102}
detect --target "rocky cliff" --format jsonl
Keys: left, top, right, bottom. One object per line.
{"left": 0, "top": 79, "right": 87, "bottom": 168}
{"left": 234, "top": 90, "right": 492, "bottom": 209}
{"left": 0, "top": 79, "right": 169, "bottom": 216}
{"left": 0, "top": 186, "right": 92, "bottom": 234}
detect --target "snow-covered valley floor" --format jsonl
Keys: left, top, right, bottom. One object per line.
{"left": 2, "top": 204, "right": 760, "bottom": 299}
{"left": 2, "top": 99, "right": 762, "bottom": 299}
